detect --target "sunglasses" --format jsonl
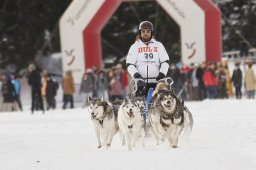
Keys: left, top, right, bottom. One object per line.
{"left": 141, "top": 29, "right": 151, "bottom": 33}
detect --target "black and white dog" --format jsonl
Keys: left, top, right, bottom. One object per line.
{"left": 150, "top": 89, "right": 193, "bottom": 148}
{"left": 87, "top": 97, "right": 118, "bottom": 148}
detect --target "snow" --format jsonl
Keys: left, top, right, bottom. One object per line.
{"left": 1, "top": 99, "right": 256, "bottom": 170}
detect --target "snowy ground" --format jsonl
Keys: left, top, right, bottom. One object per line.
{"left": 0, "top": 99, "right": 256, "bottom": 170}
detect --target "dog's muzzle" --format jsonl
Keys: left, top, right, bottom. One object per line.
{"left": 127, "top": 109, "right": 134, "bottom": 118}
{"left": 91, "top": 112, "right": 97, "bottom": 119}
{"left": 164, "top": 100, "right": 172, "bottom": 109}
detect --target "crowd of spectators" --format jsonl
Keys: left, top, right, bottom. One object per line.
{"left": 0, "top": 61, "right": 255, "bottom": 113}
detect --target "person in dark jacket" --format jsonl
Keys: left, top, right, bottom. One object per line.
{"left": 196, "top": 62, "right": 206, "bottom": 100}
{"left": 1, "top": 74, "right": 16, "bottom": 112}
{"left": 28, "top": 64, "right": 44, "bottom": 114}
{"left": 167, "top": 64, "right": 181, "bottom": 96}
{"left": 79, "top": 71, "right": 93, "bottom": 108}
{"left": 96, "top": 70, "right": 109, "bottom": 100}
{"left": 231, "top": 62, "right": 243, "bottom": 99}
{"left": 46, "top": 75, "right": 59, "bottom": 110}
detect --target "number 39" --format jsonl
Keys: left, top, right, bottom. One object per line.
{"left": 144, "top": 53, "right": 153, "bottom": 59}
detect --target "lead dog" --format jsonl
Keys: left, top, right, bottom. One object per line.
{"left": 153, "top": 90, "right": 193, "bottom": 148}
{"left": 118, "top": 98, "right": 142, "bottom": 150}
{"left": 87, "top": 97, "right": 118, "bottom": 148}
{"left": 149, "top": 81, "right": 170, "bottom": 145}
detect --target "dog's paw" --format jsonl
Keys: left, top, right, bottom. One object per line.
{"left": 97, "top": 145, "right": 102, "bottom": 148}
{"left": 106, "top": 143, "right": 111, "bottom": 148}
{"left": 172, "top": 145, "right": 178, "bottom": 148}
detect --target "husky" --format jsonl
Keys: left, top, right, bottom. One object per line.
{"left": 134, "top": 96, "right": 146, "bottom": 146}
{"left": 149, "top": 81, "right": 170, "bottom": 145}
{"left": 87, "top": 96, "right": 118, "bottom": 148}
{"left": 154, "top": 89, "right": 193, "bottom": 148}
{"left": 118, "top": 98, "right": 142, "bottom": 150}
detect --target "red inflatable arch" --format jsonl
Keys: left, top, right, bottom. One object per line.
{"left": 60, "top": 0, "right": 222, "bottom": 83}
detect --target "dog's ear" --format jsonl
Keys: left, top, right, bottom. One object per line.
{"left": 106, "top": 103, "right": 112, "bottom": 114}
{"left": 157, "top": 89, "right": 168, "bottom": 95}
{"left": 124, "top": 97, "right": 129, "bottom": 103}
{"left": 88, "top": 96, "right": 93, "bottom": 103}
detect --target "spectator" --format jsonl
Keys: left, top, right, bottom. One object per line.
{"left": 41, "top": 70, "right": 48, "bottom": 110}
{"left": 11, "top": 74, "right": 23, "bottom": 111}
{"left": 79, "top": 71, "right": 93, "bottom": 108}
{"left": 231, "top": 62, "right": 243, "bottom": 99}
{"left": 244, "top": 63, "right": 256, "bottom": 99}
{"left": 122, "top": 68, "right": 129, "bottom": 98}
{"left": 203, "top": 63, "right": 218, "bottom": 99}
{"left": 46, "top": 75, "right": 59, "bottom": 110}
{"left": 28, "top": 64, "right": 44, "bottom": 114}
{"left": 167, "top": 63, "right": 181, "bottom": 96}
{"left": 188, "top": 63, "right": 199, "bottom": 100}
{"left": 109, "top": 73, "right": 123, "bottom": 101}
{"left": 216, "top": 65, "right": 228, "bottom": 99}
{"left": 1, "top": 74, "right": 16, "bottom": 112}
{"left": 223, "top": 61, "right": 234, "bottom": 97}
{"left": 180, "top": 65, "right": 190, "bottom": 100}
{"left": 62, "top": 70, "right": 75, "bottom": 109}
{"left": 196, "top": 62, "right": 206, "bottom": 100}
{"left": 92, "top": 67, "right": 98, "bottom": 98}
{"left": 96, "top": 70, "right": 109, "bottom": 100}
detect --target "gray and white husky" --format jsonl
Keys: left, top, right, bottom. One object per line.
{"left": 87, "top": 96, "right": 118, "bottom": 148}
{"left": 150, "top": 90, "right": 193, "bottom": 148}
{"left": 118, "top": 98, "right": 142, "bottom": 150}
{"left": 134, "top": 96, "right": 146, "bottom": 146}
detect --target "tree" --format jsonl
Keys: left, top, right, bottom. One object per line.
{"left": 0, "top": 0, "right": 71, "bottom": 72}
{"left": 215, "top": 0, "right": 256, "bottom": 51}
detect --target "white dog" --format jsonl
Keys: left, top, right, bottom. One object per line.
{"left": 134, "top": 96, "right": 146, "bottom": 146}
{"left": 87, "top": 97, "right": 118, "bottom": 148}
{"left": 118, "top": 98, "right": 141, "bottom": 150}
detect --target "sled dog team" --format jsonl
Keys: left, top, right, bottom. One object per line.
{"left": 87, "top": 82, "right": 193, "bottom": 151}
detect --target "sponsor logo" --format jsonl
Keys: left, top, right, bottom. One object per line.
{"left": 185, "top": 42, "right": 196, "bottom": 59}
{"left": 165, "top": 0, "right": 186, "bottom": 19}
{"left": 65, "top": 49, "right": 75, "bottom": 66}
{"left": 138, "top": 47, "right": 158, "bottom": 53}
{"left": 66, "top": 0, "right": 92, "bottom": 26}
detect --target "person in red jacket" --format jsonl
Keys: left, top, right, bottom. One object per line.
{"left": 122, "top": 68, "right": 129, "bottom": 98}
{"left": 203, "top": 63, "right": 218, "bottom": 99}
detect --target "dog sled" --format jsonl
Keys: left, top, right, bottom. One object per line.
{"left": 130, "top": 77, "right": 174, "bottom": 118}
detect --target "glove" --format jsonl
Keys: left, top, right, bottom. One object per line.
{"left": 137, "top": 79, "right": 145, "bottom": 88}
{"left": 134, "top": 72, "right": 142, "bottom": 79}
{"left": 156, "top": 72, "right": 165, "bottom": 81}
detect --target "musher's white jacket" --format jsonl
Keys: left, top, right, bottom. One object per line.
{"left": 126, "top": 38, "right": 170, "bottom": 83}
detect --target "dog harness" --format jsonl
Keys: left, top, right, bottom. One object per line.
{"left": 93, "top": 114, "right": 107, "bottom": 128}
{"left": 159, "top": 98, "right": 185, "bottom": 126}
